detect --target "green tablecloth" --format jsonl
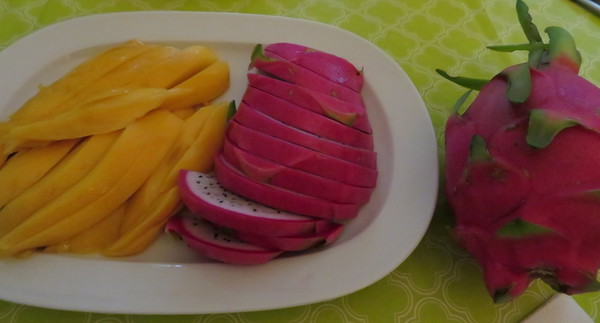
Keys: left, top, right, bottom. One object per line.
{"left": 1, "top": 0, "right": 599, "bottom": 322}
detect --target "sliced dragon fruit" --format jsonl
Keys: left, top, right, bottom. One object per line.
{"left": 214, "top": 153, "right": 362, "bottom": 220}
{"left": 227, "top": 120, "right": 378, "bottom": 188}
{"left": 247, "top": 73, "right": 371, "bottom": 133}
{"left": 232, "top": 102, "right": 377, "bottom": 169}
{"left": 165, "top": 214, "right": 282, "bottom": 265}
{"left": 234, "top": 222, "right": 344, "bottom": 251}
{"left": 222, "top": 138, "right": 374, "bottom": 204}
{"left": 249, "top": 47, "right": 365, "bottom": 107}
{"left": 263, "top": 42, "right": 364, "bottom": 92}
{"left": 242, "top": 87, "right": 373, "bottom": 149}
{"left": 178, "top": 170, "right": 332, "bottom": 237}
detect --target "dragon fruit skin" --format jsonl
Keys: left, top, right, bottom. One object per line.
{"left": 443, "top": 0, "right": 600, "bottom": 301}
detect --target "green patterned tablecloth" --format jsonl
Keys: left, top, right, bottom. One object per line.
{"left": 1, "top": 0, "right": 600, "bottom": 322}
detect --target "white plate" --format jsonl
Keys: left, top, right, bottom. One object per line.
{"left": 0, "top": 11, "right": 438, "bottom": 314}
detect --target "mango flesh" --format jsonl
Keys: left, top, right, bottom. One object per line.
{"left": 0, "top": 110, "right": 182, "bottom": 254}
{"left": 0, "top": 39, "right": 231, "bottom": 257}
{"left": 107, "top": 101, "right": 230, "bottom": 256}
{"left": 0, "top": 132, "right": 119, "bottom": 237}
{"left": 0, "top": 139, "right": 79, "bottom": 207}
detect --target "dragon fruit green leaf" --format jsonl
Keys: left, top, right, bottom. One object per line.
{"left": 495, "top": 218, "right": 555, "bottom": 238}
{"left": 516, "top": 0, "right": 543, "bottom": 44}
{"left": 502, "top": 63, "right": 531, "bottom": 103}
{"left": 435, "top": 69, "right": 488, "bottom": 91}
{"left": 487, "top": 43, "right": 548, "bottom": 53}
{"left": 526, "top": 109, "right": 577, "bottom": 148}
{"left": 546, "top": 26, "right": 582, "bottom": 73}
{"left": 451, "top": 90, "right": 473, "bottom": 115}
{"left": 468, "top": 135, "right": 490, "bottom": 164}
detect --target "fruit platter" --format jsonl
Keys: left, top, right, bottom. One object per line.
{"left": 0, "top": 11, "right": 438, "bottom": 314}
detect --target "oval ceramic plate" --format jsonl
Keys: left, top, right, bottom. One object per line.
{"left": 0, "top": 11, "right": 438, "bottom": 314}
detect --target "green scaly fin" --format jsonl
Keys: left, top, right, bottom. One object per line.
{"left": 496, "top": 218, "right": 555, "bottom": 238}
{"left": 527, "top": 109, "right": 577, "bottom": 148}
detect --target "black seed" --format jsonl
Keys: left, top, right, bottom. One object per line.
{"left": 253, "top": 208, "right": 257, "bottom": 212}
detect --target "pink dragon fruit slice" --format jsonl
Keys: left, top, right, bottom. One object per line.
{"left": 227, "top": 120, "right": 378, "bottom": 188}
{"left": 249, "top": 46, "right": 365, "bottom": 107}
{"left": 232, "top": 101, "right": 377, "bottom": 169}
{"left": 262, "top": 42, "right": 364, "bottom": 92}
{"left": 214, "top": 152, "right": 362, "bottom": 220}
{"left": 242, "top": 87, "right": 373, "bottom": 149}
{"left": 178, "top": 170, "right": 332, "bottom": 237}
{"left": 165, "top": 214, "right": 283, "bottom": 265}
{"left": 441, "top": 0, "right": 600, "bottom": 301}
{"left": 234, "top": 222, "right": 344, "bottom": 251}
{"left": 247, "top": 73, "right": 371, "bottom": 133}
{"left": 222, "top": 138, "right": 374, "bottom": 204}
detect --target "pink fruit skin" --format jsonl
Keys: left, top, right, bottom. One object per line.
{"left": 250, "top": 56, "right": 365, "bottom": 107}
{"left": 247, "top": 73, "right": 371, "bottom": 133}
{"left": 263, "top": 42, "right": 364, "bottom": 92}
{"left": 234, "top": 222, "right": 345, "bottom": 251}
{"left": 165, "top": 215, "right": 282, "bottom": 265}
{"left": 178, "top": 170, "right": 333, "bottom": 237}
{"left": 227, "top": 120, "right": 378, "bottom": 188}
{"left": 446, "top": 62, "right": 600, "bottom": 298}
{"left": 214, "top": 153, "right": 362, "bottom": 220}
{"left": 242, "top": 87, "right": 373, "bottom": 149}
{"left": 233, "top": 101, "right": 377, "bottom": 169}
{"left": 222, "top": 138, "right": 374, "bottom": 204}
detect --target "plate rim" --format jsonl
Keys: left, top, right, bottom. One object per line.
{"left": 0, "top": 10, "right": 439, "bottom": 314}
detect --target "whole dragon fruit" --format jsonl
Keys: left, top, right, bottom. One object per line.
{"left": 441, "top": 0, "right": 600, "bottom": 301}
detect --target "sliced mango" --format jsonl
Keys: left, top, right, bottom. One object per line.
{"left": 109, "top": 102, "right": 230, "bottom": 256}
{"left": 0, "top": 139, "right": 78, "bottom": 207}
{"left": 118, "top": 103, "right": 220, "bottom": 233}
{"left": 162, "top": 61, "right": 230, "bottom": 110}
{"left": 6, "top": 87, "right": 169, "bottom": 141}
{"left": 45, "top": 203, "right": 127, "bottom": 254}
{"left": 0, "top": 110, "right": 182, "bottom": 254}
{"left": 0, "top": 132, "right": 119, "bottom": 237}
{"left": 103, "top": 186, "right": 181, "bottom": 257}
{"left": 132, "top": 45, "right": 218, "bottom": 89}
{"left": 9, "top": 40, "right": 155, "bottom": 123}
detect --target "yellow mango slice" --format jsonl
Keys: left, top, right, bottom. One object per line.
{"left": 131, "top": 45, "right": 218, "bottom": 89}
{"left": 171, "top": 100, "right": 230, "bottom": 174}
{"left": 0, "top": 110, "right": 182, "bottom": 254}
{"left": 10, "top": 40, "right": 155, "bottom": 123}
{"left": 0, "top": 132, "right": 119, "bottom": 237}
{"left": 162, "top": 61, "right": 230, "bottom": 110}
{"left": 6, "top": 87, "right": 169, "bottom": 141}
{"left": 108, "top": 102, "right": 230, "bottom": 256}
{"left": 0, "top": 139, "right": 78, "bottom": 207}
{"left": 10, "top": 45, "right": 178, "bottom": 126}
{"left": 118, "top": 103, "right": 220, "bottom": 233}
{"left": 45, "top": 203, "right": 127, "bottom": 254}
{"left": 171, "top": 106, "right": 197, "bottom": 120}
{"left": 103, "top": 186, "right": 181, "bottom": 257}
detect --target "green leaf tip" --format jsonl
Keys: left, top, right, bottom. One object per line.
{"left": 468, "top": 135, "right": 490, "bottom": 164}
{"left": 496, "top": 218, "right": 555, "bottom": 238}
{"left": 527, "top": 109, "right": 577, "bottom": 149}
{"left": 487, "top": 43, "right": 548, "bottom": 53}
{"left": 227, "top": 100, "right": 237, "bottom": 121}
{"left": 503, "top": 63, "right": 531, "bottom": 104}
{"left": 546, "top": 26, "right": 582, "bottom": 73}
{"left": 436, "top": 69, "right": 488, "bottom": 91}
{"left": 249, "top": 44, "right": 271, "bottom": 69}
{"left": 516, "top": 0, "right": 543, "bottom": 44}
{"left": 452, "top": 90, "right": 473, "bottom": 115}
